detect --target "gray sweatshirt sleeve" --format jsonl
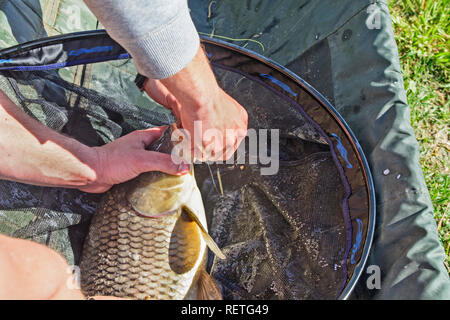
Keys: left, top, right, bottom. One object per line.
{"left": 83, "top": 0, "right": 200, "bottom": 79}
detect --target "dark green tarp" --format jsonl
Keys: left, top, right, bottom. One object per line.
{"left": 0, "top": 0, "right": 448, "bottom": 299}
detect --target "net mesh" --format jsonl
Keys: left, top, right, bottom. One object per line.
{"left": 1, "top": 57, "right": 349, "bottom": 299}
{"left": 195, "top": 69, "right": 347, "bottom": 299}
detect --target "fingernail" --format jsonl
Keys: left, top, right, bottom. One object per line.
{"left": 177, "top": 162, "right": 190, "bottom": 174}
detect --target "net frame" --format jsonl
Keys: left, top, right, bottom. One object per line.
{"left": 0, "top": 31, "right": 376, "bottom": 299}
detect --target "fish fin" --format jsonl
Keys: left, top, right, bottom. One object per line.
{"left": 183, "top": 206, "right": 226, "bottom": 260}
{"left": 197, "top": 269, "right": 222, "bottom": 300}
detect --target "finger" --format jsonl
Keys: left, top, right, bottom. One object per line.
{"left": 143, "top": 79, "right": 170, "bottom": 106}
{"left": 223, "top": 130, "right": 238, "bottom": 159}
{"left": 167, "top": 97, "right": 182, "bottom": 124}
{"left": 202, "top": 134, "right": 225, "bottom": 162}
{"left": 214, "top": 129, "right": 243, "bottom": 162}
{"left": 135, "top": 150, "right": 190, "bottom": 175}
{"left": 208, "top": 142, "right": 226, "bottom": 162}
{"left": 195, "top": 140, "right": 225, "bottom": 162}
{"left": 144, "top": 80, "right": 182, "bottom": 123}
{"left": 135, "top": 126, "right": 167, "bottom": 147}
{"left": 223, "top": 142, "right": 237, "bottom": 161}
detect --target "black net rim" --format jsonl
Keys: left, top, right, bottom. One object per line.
{"left": 0, "top": 31, "right": 376, "bottom": 299}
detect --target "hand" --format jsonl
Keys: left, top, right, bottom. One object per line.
{"left": 80, "top": 126, "right": 190, "bottom": 193}
{"left": 143, "top": 47, "right": 248, "bottom": 162}
{"left": 0, "top": 234, "right": 125, "bottom": 300}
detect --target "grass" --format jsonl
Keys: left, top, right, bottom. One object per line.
{"left": 388, "top": 0, "right": 449, "bottom": 271}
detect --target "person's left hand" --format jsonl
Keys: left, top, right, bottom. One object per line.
{"left": 79, "top": 126, "right": 189, "bottom": 193}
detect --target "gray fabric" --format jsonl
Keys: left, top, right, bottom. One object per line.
{"left": 83, "top": 0, "right": 200, "bottom": 79}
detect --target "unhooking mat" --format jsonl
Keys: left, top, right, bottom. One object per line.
{"left": 0, "top": 0, "right": 448, "bottom": 299}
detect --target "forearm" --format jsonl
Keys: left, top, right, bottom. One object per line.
{"left": 84, "top": 0, "right": 220, "bottom": 112}
{"left": 84, "top": 0, "right": 200, "bottom": 79}
{"left": 161, "top": 47, "right": 219, "bottom": 112}
{"left": 0, "top": 90, "right": 98, "bottom": 189}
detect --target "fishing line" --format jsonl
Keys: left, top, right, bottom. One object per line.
{"left": 206, "top": 163, "right": 220, "bottom": 195}
{"left": 198, "top": 32, "right": 265, "bottom": 52}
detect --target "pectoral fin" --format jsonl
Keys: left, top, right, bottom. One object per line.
{"left": 183, "top": 206, "right": 226, "bottom": 260}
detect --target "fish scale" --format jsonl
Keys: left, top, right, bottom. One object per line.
{"left": 80, "top": 184, "right": 204, "bottom": 300}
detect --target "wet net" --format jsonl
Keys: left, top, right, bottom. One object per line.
{"left": 0, "top": 32, "right": 374, "bottom": 299}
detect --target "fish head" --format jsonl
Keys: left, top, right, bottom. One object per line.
{"left": 126, "top": 170, "right": 196, "bottom": 218}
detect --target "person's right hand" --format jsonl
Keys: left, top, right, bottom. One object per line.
{"left": 143, "top": 47, "right": 248, "bottom": 162}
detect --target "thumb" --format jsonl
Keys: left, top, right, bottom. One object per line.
{"left": 134, "top": 150, "right": 190, "bottom": 176}
{"left": 134, "top": 126, "right": 167, "bottom": 147}
{"left": 143, "top": 80, "right": 182, "bottom": 126}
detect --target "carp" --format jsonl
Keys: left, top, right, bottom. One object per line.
{"left": 79, "top": 124, "right": 224, "bottom": 300}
